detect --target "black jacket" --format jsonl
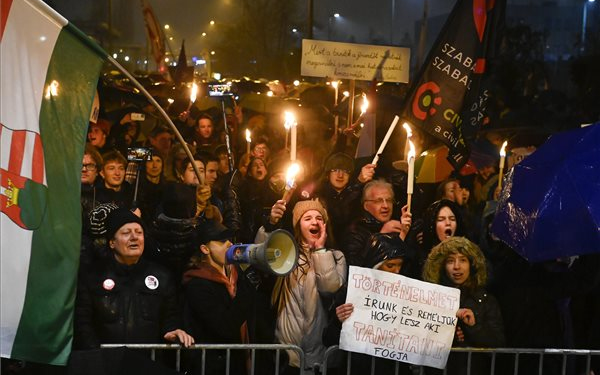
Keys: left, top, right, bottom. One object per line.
{"left": 340, "top": 212, "right": 385, "bottom": 267}
{"left": 443, "top": 288, "right": 505, "bottom": 375}
{"left": 182, "top": 265, "right": 254, "bottom": 375}
{"left": 74, "top": 256, "right": 180, "bottom": 349}
{"left": 314, "top": 180, "right": 363, "bottom": 248}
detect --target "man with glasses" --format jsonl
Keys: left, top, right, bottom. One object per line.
{"left": 341, "top": 179, "right": 412, "bottom": 267}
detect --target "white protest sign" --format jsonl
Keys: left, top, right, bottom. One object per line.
{"left": 340, "top": 266, "right": 460, "bottom": 369}
{"left": 301, "top": 39, "right": 410, "bottom": 83}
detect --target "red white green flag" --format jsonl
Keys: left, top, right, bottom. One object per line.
{"left": 1, "top": 0, "right": 104, "bottom": 365}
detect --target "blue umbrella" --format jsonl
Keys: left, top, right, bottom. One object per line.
{"left": 491, "top": 122, "right": 600, "bottom": 262}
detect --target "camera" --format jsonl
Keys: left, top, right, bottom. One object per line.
{"left": 208, "top": 83, "right": 234, "bottom": 97}
{"left": 127, "top": 147, "right": 153, "bottom": 162}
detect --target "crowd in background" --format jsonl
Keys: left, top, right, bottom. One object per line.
{"left": 73, "top": 85, "right": 600, "bottom": 375}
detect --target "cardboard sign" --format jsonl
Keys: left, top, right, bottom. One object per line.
{"left": 340, "top": 266, "right": 460, "bottom": 369}
{"left": 301, "top": 39, "right": 410, "bottom": 83}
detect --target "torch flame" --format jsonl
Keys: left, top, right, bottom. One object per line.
{"left": 360, "top": 94, "right": 369, "bottom": 114}
{"left": 285, "top": 162, "right": 300, "bottom": 189}
{"left": 402, "top": 122, "right": 412, "bottom": 138}
{"left": 245, "top": 129, "right": 252, "bottom": 143}
{"left": 284, "top": 111, "right": 295, "bottom": 130}
{"left": 408, "top": 140, "right": 416, "bottom": 160}
{"left": 500, "top": 140, "right": 508, "bottom": 157}
{"left": 190, "top": 83, "right": 198, "bottom": 103}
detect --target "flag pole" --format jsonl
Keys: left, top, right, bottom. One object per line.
{"left": 106, "top": 55, "right": 204, "bottom": 184}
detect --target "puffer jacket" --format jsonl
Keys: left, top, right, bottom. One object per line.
{"left": 273, "top": 248, "right": 347, "bottom": 371}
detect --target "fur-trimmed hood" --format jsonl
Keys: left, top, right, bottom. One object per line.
{"left": 423, "top": 236, "right": 487, "bottom": 291}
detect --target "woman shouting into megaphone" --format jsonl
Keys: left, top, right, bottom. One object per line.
{"left": 257, "top": 199, "right": 347, "bottom": 375}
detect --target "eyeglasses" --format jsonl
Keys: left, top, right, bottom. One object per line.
{"left": 364, "top": 198, "right": 396, "bottom": 206}
{"left": 82, "top": 163, "right": 97, "bottom": 171}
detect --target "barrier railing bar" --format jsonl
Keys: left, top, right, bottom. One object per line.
{"left": 345, "top": 351, "right": 351, "bottom": 375}
{"left": 226, "top": 348, "right": 231, "bottom": 375}
{"left": 370, "top": 354, "right": 376, "bottom": 375}
{"left": 250, "top": 348, "right": 256, "bottom": 375}
{"left": 466, "top": 350, "right": 472, "bottom": 375}
{"left": 99, "top": 344, "right": 600, "bottom": 374}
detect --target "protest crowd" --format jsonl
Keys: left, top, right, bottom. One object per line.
{"left": 3, "top": 0, "right": 600, "bottom": 373}
{"left": 58, "top": 76, "right": 600, "bottom": 375}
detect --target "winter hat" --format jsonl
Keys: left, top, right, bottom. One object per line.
{"left": 89, "top": 203, "right": 120, "bottom": 237}
{"left": 324, "top": 152, "right": 354, "bottom": 173}
{"left": 198, "top": 220, "right": 233, "bottom": 245}
{"left": 292, "top": 199, "right": 328, "bottom": 228}
{"left": 105, "top": 207, "right": 144, "bottom": 240}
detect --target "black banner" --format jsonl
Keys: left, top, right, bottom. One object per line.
{"left": 401, "top": 0, "right": 505, "bottom": 169}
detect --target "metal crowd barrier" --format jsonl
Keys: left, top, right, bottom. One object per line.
{"left": 320, "top": 345, "right": 600, "bottom": 375}
{"left": 100, "top": 343, "right": 304, "bottom": 375}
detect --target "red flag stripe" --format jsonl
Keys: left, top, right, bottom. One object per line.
{"left": 31, "top": 132, "right": 45, "bottom": 184}
{"left": 473, "top": 0, "right": 487, "bottom": 42}
{"left": 0, "top": 0, "right": 13, "bottom": 42}
{"left": 8, "top": 128, "right": 25, "bottom": 175}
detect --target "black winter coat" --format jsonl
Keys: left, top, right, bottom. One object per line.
{"left": 74, "top": 256, "right": 180, "bottom": 349}
{"left": 340, "top": 212, "right": 385, "bottom": 267}
{"left": 182, "top": 266, "right": 255, "bottom": 375}
{"left": 314, "top": 180, "right": 363, "bottom": 248}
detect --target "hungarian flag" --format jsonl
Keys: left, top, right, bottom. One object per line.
{"left": 1, "top": 0, "right": 104, "bottom": 365}
{"left": 400, "top": 0, "right": 505, "bottom": 169}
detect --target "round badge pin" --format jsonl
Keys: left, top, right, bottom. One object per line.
{"left": 145, "top": 275, "right": 159, "bottom": 290}
{"left": 102, "top": 278, "right": 115, "bottom": 291}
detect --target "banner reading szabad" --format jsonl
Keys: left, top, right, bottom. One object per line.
{"left": 340, "top": 266, "right": 460, "bottom": 369}
{"left": 301, "top": 39, "right": 410, "bottom": 83}
{"left": 400, "top": 0, "right": 506, "bottom": 169}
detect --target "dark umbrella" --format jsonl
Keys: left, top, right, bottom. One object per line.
{"left": 491, "top": 122, "right": 600, "bottom": 262}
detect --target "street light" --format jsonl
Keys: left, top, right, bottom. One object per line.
{"left": 328, "top": 13, "right": 341, "bottom": 40}
{"left": 582, "top": 0, "right": 596, "bottom": 53}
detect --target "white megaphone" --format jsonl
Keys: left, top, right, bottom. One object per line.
{"left": 225, "top": 229, "right": 299, "bottom": 276}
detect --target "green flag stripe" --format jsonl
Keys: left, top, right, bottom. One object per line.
{"left": 10, "top": 25, "right": 104, "bottom": 365}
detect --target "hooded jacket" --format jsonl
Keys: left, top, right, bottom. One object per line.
{"left": 423, "top": 237, "right": 505, "bottom": 349}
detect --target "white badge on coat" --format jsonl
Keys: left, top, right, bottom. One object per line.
{"left": 145, "top": 275, "right": 159, "bottom": 290}
{"left": 102, "top": 278, "right": 115, "bottom": 291}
